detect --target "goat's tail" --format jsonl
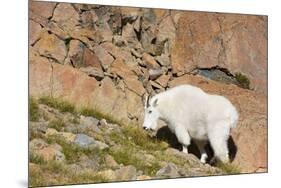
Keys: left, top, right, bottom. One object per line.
{"left": 229, "top": 106, "right": 239, "bottom": 129}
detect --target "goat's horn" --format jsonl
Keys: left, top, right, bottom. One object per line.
{"left": 147, "top": 94, "right": 152, "bottom": 108}
{"left": 143, "top": 93, "right": 148, "bottom": 108}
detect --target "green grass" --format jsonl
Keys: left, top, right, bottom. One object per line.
{"left": 70, "top": 172, "right": 108, "bottom": 184}
{"left": 30, "top": 97, "right": 40, "bottom": 121}
{"left": 30, "top": 153, "right": 45, "bottom": 165}
{"left": 107, "top": 125, "right": 169, "bottom": 176}
{"left": 235, "top": 73, "right": 250, "bottom": 89}
{"left": 46, "top": 135, "right": 106, "bottom": 164}
{"left": 217, "top": 162, "right": 241, "bottom": 174}
{"left": 108, "top": 145, "right": 161, "bottom": 176}
{"left": 29, "top": 166, "right": 45, "bottom": 187}
{"left": 153, "top": 150, "right": 189, "bottom": 166}
{"left": 39, "top": 96, "right": 75, "bottom": 113}
{"left": 79, "top": 107, "right": 119, "bottom": 124}
{"left": 48, "top": 119, "right": 65, "bottom": 131}
{"left": 29, "top": 161, "right": 108, "bottom": 187}
{"left": 121, "top": 125, "right": 169, "bottom": 151}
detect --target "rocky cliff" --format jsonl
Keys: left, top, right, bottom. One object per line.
{"left": 29, "top": 1, "right": 267, "bottom": 184}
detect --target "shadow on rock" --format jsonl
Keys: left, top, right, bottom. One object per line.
{"left": 155, "top": 126, "right": 237, "bottom": 163}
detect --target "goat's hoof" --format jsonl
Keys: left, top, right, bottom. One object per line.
{"left": 200, "top": 159, "right": 207, "bottom": 164}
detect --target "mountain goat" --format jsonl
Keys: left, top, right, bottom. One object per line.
{"left": 143, "top": 84, "right": 238, "bottom": 163}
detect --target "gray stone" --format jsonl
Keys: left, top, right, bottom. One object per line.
{"left": 155, "top": 54, "right": 170, "bottom": 66}
{"left": 74, "top": 134, "right": 109, "bottom": 150}
{"left": 30, "top": 141, "right": 65, "bottom": 162}
{"left": 92, "top": 140, "right": 109, "bottom": 150}
{"left": 78, "top": 156, "right": 100, "bottom": 171}
{"left": 156, "top": 163, "right": 180, "bottom": 178}
{"left": 79, "top": 115, "right": 101, "bottom": 133}
{"left": 29, "top": 138, "right": 48, "bottom": 151}
{"left": 29, "top": 121, "right": 49, "bottom": 135}
{"left": 148, "top": 69, "right": 163, "bottom": 80}
{"left": 97, "top": 169, "right": 117, "bottom": 181}
{"left": 99, "top": 119, "right": 108, "bottom": 126}
{"left": 74, "top": 134, "right": 95, "bottom": 147}
{"left": 105, "top": 154, "right": 119, "bottom": 168}
{"left": 115, "top": 165, "right": 137, "bottom": 180}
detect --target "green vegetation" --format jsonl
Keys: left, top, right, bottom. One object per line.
{"left": 29, "top": 167, "right": 45, "bottom": 188}
{"left": 107, "top": 125, "right": 169, "bottom": 176}
{"left": 121, "top": 125, "right": 169, "bottom": 151}
{"left": 37, "top": 96, "right": 120, "bottom": 124}
{"left": 109, "top": 147, "right": 161, "bottom": 176}
{"left": 30, "top": 97, "right": 40, "bottom": 121}
{"left": 48, "top": 119, "right": 65, "bottom": 131}
{"left": 30, "top": 96, "right": 237, "bottom": 187}
{"left": 217, "top": 162, "right": 241, "bottom": 174}
{"left": 46, "top": 135, "right": 106, "bottom": 164}
{"left": 79, "top": 107, "right": 119, "bottom": 124}
{"left": 29, "top": 161, "right": 107, "bottom": 187}
{"left": 39, "top": 96, "right": 75, "bottom": 113}
{"left": 30, "top": 153, "right": 45, "bottom": 165}
{"left": 235, "top": 73, "right": 250, "bottom": 89}
{"left": 70, "top": 172, "right": 107, "bottom": 184}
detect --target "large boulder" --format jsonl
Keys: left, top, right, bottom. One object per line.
{"left": 171, "top": 12, "right": 267, "bottom": 93}
{"left": 33, "top": 31, "right": 67, "bottom": 63}
{"left": 30, "top": 139, "right": 65, "bottom": 162}
{"left": 51, "top": 3, "right": 80, "bottom": 33}
{"left": 29, "top": 20, "right": 42, "bottom": 45}
{"left": 29, "top": 1, "right": 57, "bottom": 19}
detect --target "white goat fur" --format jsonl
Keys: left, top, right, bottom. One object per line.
{"left": 143, "top": 84, "right": 239, "bottom": 163}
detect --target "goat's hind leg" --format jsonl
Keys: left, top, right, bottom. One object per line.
{"left": 194, "top": 140, "right": 208, "bottom": 164}
{"left": 175, "top": 126, "right": 191, "bottom": 154}
{"left": 208, "top": 121, "right": 230, "bottom": 163}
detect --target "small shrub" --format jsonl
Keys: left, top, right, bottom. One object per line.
{"left": 235, "top": 73, "right": 250, "bottom": 89}
{"left": 48, "top": 119, "right": 65, "bottom": 131}
{"left": 30, "top": 97, "right": 40, "bottom": 121}
{"left": 30, "top": 153, "right": 45, "bottom": 165}
{"left": 39, "top": 96, "right": 75, "bottom": 113}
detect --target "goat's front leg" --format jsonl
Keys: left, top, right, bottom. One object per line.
{"left": 175, "top": 126, "right": 191, "bottom": 154}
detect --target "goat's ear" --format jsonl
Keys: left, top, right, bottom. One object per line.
{"left": 153, "top": 98, "right": 158, "bottom": 107}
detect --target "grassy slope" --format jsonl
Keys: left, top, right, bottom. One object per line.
{"left": 29, "top": 96, "right": 240, "bottom": 187}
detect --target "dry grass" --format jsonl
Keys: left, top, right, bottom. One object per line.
{"left": 29, "top": 97, "right": 40, "bottom": 121}
{"left": 39, "top": 96, "right": 75, "bottom": 113}
{"left": 217, "top": 162, "right": 241, "bottom": 174}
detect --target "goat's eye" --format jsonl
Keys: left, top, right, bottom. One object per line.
{"left": 148, "top": 110, "right": 152, "bottom": 114}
